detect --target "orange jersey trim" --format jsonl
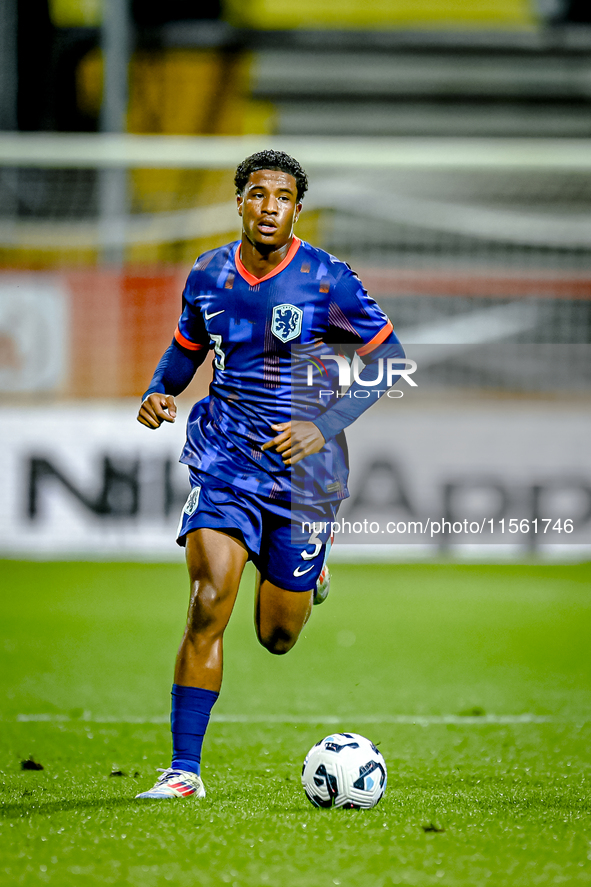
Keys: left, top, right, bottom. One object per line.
{"left": 356, "top": 320, "right": 394, "bottom": 357}
{"left": 174, "top": 326, "right": 205, "bottom": 352}
{"left": 235, "top": 237, "right": 301, "bottom": 286}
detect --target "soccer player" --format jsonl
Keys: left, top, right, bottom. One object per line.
{"left": 135, "top": 151, "right": 404, "bottom": 800}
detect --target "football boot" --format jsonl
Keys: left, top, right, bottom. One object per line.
{"left": 135, "top": 767, "right": 205, "bottom": 800}
{"left": 313, "top": 529, "right": 334, "bottom": 605}
{"left": 313, "top": 564, "right": 331, "bottom": 605}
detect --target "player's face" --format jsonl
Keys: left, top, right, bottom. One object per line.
{"left": 237, "top": 169, "right": 302, "bottom": 251}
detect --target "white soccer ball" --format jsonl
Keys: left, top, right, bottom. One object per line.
{"left": 301, "top": 732, "right": 387, "bottom": 809}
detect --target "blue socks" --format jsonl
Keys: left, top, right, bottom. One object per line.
{"left": 171, "top": 684, "right": 219, "bottom": 776}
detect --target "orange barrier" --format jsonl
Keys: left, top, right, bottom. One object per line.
{"left": 2, "top": 264, "right": 589, "bottom": 400}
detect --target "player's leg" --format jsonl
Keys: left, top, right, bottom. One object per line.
{"left": 253, "top": 512, "right": 330, "bottom": 654}
{"left": 175, "top": 527, "right": 249, "bottom": 690}
{"left": 137, "top": 528, "right": 248, "bottom": 800}
{"left": 254, "top": 575, "right": 313, "bottom": 655}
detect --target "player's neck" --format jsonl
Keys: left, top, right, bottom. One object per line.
{"left": 239, "top": 235, "right": 294, "bottom": 280}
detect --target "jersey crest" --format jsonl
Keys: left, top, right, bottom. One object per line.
{"left": 183, "top": 485, "right": 201, "bottom": 515}
{"left": 271, "top": 303, "right": 303, "bottom": 343}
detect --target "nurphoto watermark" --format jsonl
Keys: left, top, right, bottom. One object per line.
{"left": 289, "top": 343, "right": 591, "bottom": 551}
{"left": 306, "top": 354, "right": 418, "bottom": 399}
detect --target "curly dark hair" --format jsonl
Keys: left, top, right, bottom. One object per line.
{"left": 234, "top": 150, "right": 308, "bottom": 201}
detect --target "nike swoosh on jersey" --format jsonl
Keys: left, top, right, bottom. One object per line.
{"left": 293, "top": 564, "right": 315, "bottom": 577}
{"left": 204, "top": 309, "right": 225, "bottom": 320}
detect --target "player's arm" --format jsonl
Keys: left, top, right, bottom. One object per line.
{"left": 263, "top": 269, "right": 406, "bottom": 463}
{"left": 138, "top": 299, "right": 209, "bottom": 429}
{"left": 262, "top": 331, "right": 404, "bottom": 464}
{"left": 311, "top": 330, "right": 405, "bottom": 444}
{"left": 303, "top": 266, "right": 405, "bottom": 445}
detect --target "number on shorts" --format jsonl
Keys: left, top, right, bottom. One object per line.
{"left": 301, "top": 525, "right": 323, "bottom": 560}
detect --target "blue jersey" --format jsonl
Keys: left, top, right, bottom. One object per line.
{"left": 172, "top": 237, "right": 395, "bottom": 504}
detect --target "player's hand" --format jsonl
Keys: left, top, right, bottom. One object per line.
{"left": 262, "top": 421, "right": 326, "bottom": 465}
{"left": 137, "top": 393, "right": 177, "bottom": 429}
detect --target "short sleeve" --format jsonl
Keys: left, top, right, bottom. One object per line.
{"left": 326, "top": 266, "right": 394, "bottom": 356}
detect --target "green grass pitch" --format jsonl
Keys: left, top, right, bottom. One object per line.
{"left": 1, "top": 560, "right": 591, "bottom": 886}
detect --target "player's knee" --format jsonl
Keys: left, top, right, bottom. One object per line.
{"left": 258, "top": 626, "right": 297, "bottom": 655}
{"left": 262, "top": 639, "right": 293, "bottom": 655}
{"left": 186, "top": 582, "right": 227, "bottom": 635}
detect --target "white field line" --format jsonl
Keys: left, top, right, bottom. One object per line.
{"left": 14, "top": 713, "right": 555, "bottom": 726}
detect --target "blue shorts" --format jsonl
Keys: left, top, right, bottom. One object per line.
{"left": 177, "top": 468, "right": 339, "bottom": 592}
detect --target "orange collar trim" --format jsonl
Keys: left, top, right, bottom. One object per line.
{"left": 235, "top": 237, "right": 301, "bottom": 286}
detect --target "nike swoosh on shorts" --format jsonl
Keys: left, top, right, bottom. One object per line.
{"left": 293, "top": 564, "right": 315, "bottom": 577}
{"left": 204, "top": 310, "right": 225, "bottom": 320}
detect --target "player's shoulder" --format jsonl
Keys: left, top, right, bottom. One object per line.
{"left": 184, "top": 241, "right": 238, "bottom": 294}
{"left": 299, "top": 240, "right": 361, "bottom": 289}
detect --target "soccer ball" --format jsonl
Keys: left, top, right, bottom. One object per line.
{"left": 301, "top": 732, "right": 387, "bottom": 809}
